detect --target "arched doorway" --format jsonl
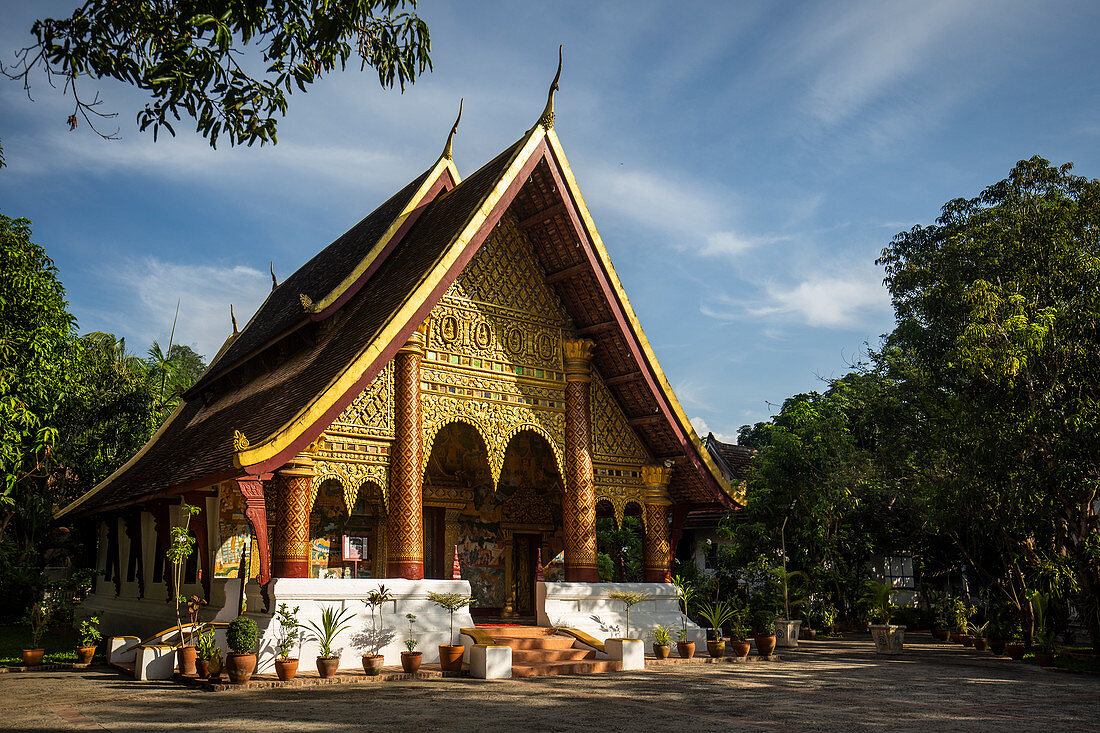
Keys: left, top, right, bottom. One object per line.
{"left": 308, "top": 479, "right": 349, "bottom": 578}
{"left": 596, "top": 500, "right": 645, "bottom": 583}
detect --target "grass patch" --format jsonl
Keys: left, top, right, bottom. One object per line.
{"left": 0, "top": 625, "right": 102, "bottom": 666}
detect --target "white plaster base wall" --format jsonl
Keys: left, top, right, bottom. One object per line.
{"left": 536, "top": 582, "right": 705, "bottom": 646}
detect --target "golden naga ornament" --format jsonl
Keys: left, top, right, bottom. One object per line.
{"left": 232, "top": 430, "right": 250, "bottom": 452}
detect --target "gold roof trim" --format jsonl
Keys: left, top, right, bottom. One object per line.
{"left": 442, "top": 99, "right": 462, "bottom": 161}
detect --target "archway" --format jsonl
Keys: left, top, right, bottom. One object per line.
{"left": 596, "top": 500, "right": 645, "bottom": 583}
{"left": 308, "top": 478, "right": 350, "bottom": 578}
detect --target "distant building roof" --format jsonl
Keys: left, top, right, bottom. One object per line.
{"left": 704, "top": 433, "right": 757, "bottom": 483}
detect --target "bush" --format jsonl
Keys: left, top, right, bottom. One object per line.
{"left": 226, "top": 616, "right": 257, "bottom": 655}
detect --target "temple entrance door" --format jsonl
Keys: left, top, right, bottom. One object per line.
{"left": 512, "top": 533, "right": 540, "bottom": 617}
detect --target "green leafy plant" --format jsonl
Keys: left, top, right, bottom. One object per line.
{"left": 304, "top": 605, "right": 357, "bottom": 659}
{"left": 967, "top": 620, "right": 989, "bottom": 641}
{"left": 860, "top": 581, "right": 897, "bottom": 626}
{"left": 672, "top": 575, "right": 698, "bottom": 640}
{"left": 651, "top": 625, "right": 671, "bottom": 646}
{"left": 728, "top": 599, "right": 750, "bottom": 642}
{"left": 164, "top": 501, "right": 200, "bottom": 647}
{"left": 274, "top": 603, "right": 301, "bottom": 661}
{"left": 362, "top": 584, "right": 395, "bottom": 655}
{"left": 24, "top": 602, "right": 49, "bottom": 649}
{"left": 607, "top": 590, "right": 650, "bottom": 639}
{"left": 773, "top": 566, "right": 806, "bottom": 621}
{"left": 76, "top": 616, "right": 102, "bottom": 647}
{"left": 226, "top": 616, "right": 257, "bottom": 655}
{"left": 676, "top": 626, "right": 688, "bottom": 642}
{"left": 404, "top": 613, "right": 419, "bottom": 653}
{"left": 696, "top": 598, "right": 733, "bottom": 642}
{"left": 1029, "top": 590, "right": 1056, "bottom": 655}
{"left": 196, "top": 626, "right": 220, "bottom": 661}
{"left": 427, "top": 592, "right": 474, "bottom": 641}
{"left": 950, "top": 597, "right": 977, "bottom": 634}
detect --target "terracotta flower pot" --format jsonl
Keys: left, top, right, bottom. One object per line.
{"left": 974, "top": 638, "right": 988, "bottom": 652}
{"left": 177, "top": 646, "right": 198, "bottom": 676}
{"left": 362, "top": 654, "right": 385, "bottom": 676}
{"left": 950, "top": 632, "right": 962, "bottom": 643}
{"left": 275, "top": 658, "right": 299, "bottom": 681}
{"left": 652, "top": 644, "right": 670, "bottom": 659}
{"left": 960, "top": 635, "right": 974, "bottom": 648}
{"left": 226, "top": 653, "right": 256, "bottom": 684}
{"left": 730, "top": 640, "right": 751, "bottom": 659}
{"left": 76, "top": 646, "right": 96, "bottom": 665}
{"left": 21, "top": 649, "right": 44, "bottom": 667}
{"left": 1005, "top": 643, "right": 1025, "bottom": 660}
{"left": 990, "top": 640, "right": 1006, "bottom": 656}
{"left": 196, "top": 659, "right": 210, "bottom": 679}
{"left": 706, "top": 639, "right": 726, "bottom": 658}
{"left": 754, "top": 634, "right": 777, "bottom": 657}
{"left": 676, "top": 641, "right": 695, "bottom": 659}
{"left": 438, "top": 644, "right": 465, "bottom": 672}
{"left": 401, "top": 651, "right": 422, "bottom": 673}
{"left": 316, "top": 656, "right": 340, "bottom": 678}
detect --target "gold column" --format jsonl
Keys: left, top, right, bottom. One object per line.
{"left": 387, "top": 327, "right": 426, "bottom": 579}
{"left": 641, "top": 464, "right": 674, "bottom": 583}
{"left": 273, "top": 454, "right": 314, "bottom": 578}
{"left": 562, "top": 338, "right": 598, "bottom": 582}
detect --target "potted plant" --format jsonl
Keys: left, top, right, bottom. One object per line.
{"left": 930, "top": 593, "right": 951, "bottom": 642}
{"left": 225, "top": 616, "right": 257, "bottom": 684}
{"left": 697, "top": 598, "right": 732, "bottom": 658}
{"left": 861, "top": 581, "right": 904, "bottom": 654}
{"left": 728, "top": 600, "right": 751, "bottom": 659}
{"left": 751, "top": 607, "right": 778, "bottom": 657}
{"left": 75, "top": 616, "right": 101, "bottom": 665}
{"left": 274, "top": 603, "right": 301, "bottom": 681}
{"left": 402, "top": 613, "right": 422, "bottom": 673}
{"left": 22, "top": 603, "right": 49, "bottom": 667}
{"left": 427, "top": 592, "right": 474, "bottom": 672}
{"left": 672, "top": 575, "right": 697, "bottom": 658}
{"left": 773, "top": 566, "right": 805, "bottom": 648}
{"left": 195, "top": 626, "right": 221, "bottom": 679}
{"left": 967, "top": 620, "right": 989, "bottom": 652}
{"left": 949, "top": 596, "right": 976, "bottom": 644}
{"left": 607, "top": 590, "right": 650, "bottom": 639}
{"left": 1029, "top": 590, "right": 1056, "bottom": 667}
{"left": 987, "top": 602, "right": 1018, "bottom": 657}
{"left": 362, "top": 585, "right": 394, "bottom": 675}
{"left": 304, "top": 605, "right": 356, "bottom": 678}
{"left": 651, "top": 625, "right": 671, "bottom": 659}
{"left": 165, "top": 502, "right": 201, "bottom": 676}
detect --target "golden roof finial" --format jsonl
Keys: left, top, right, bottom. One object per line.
{"left": 230, "top": 304, "right": 239, "bottom": 335}
{"left": 442, "top": 98, "right": 463, "bottom": 160}
{"left": 536, "top": 45, "right": 563, "bottom": 130}
{"left": 270, "top": 261, "right": 278, "bottom": 290}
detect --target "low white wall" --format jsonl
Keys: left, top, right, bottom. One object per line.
{"left": 537, "top": 582, "right": 705, "bottom": 645}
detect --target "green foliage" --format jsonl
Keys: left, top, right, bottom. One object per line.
{"left": 4, "top": 1, "right": 432, "bottom": 148}
{"left": 362, "top": 584, "right": 394, "bottom": 655}
{"left": 427, "top": 591, "right": 473, "bottom": 639}
{"left": 226, "top": 616, "right": 257, "bottom": 655}
{"left": 596, "top": 515, "right": 644, "bottom": 582}
{"left": 949, "top": 597, "right": 977, "bottom": 634}
{"left": 860, "top": 581, "right": 896, "bottom": 625}
{"left": 403, "top": 613, "right": 418, "bottom": 652}
{"left": 303, "top": 605, "right": 355, "bottom": 659}
{"left": 672, "top": 574, "right": 698, "bottom": 638}
{"left": 24, "top": 602, "right": 49, "bottom": 649}
{"left": 695, "top": 598, "right": 733, "bottom": 641}
{"left": 607, "top": 590, "right": 650, "bottom": 639}
{"left": 1029, "top": 590, "right": 1056, "bottom": 654}
{"left": 196, "top": 626, "right": 220, "bottom": 660}
{"left": 76, "top": 616, "right": 101, "bottom": 647}
{"left": 274, "top": 603, "right": 300, "bottom": 660}
{"left": 651, "top": 624, "right": 671, "bottom": 646}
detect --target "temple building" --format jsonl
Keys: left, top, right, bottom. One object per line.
{"left": 58, "top": 75, "right": 741, "bottom": 671}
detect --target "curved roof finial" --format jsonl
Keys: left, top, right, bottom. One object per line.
{"left": 442, "top": 98, "right": 463, "bottom": 160}
{"left": 230, "top": 304, "right": 239, "bottom": 335}
{"left": 270, "top": 261, "right": 278, "bottom": 290}
{"left": 537, "top": 45, "right": 563, "bottom": 130}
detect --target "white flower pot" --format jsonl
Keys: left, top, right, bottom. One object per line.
{"left": 774, "top": 619, "right": 801, "bottom": 648}
{"left": 869, "top": 624, "right": 905, "bottom": 654}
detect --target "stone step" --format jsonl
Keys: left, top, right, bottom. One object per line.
{"left": 476, "top": 625, "right": 559, "bottom": 638}
{"left": 487, "top": 635, "right": 578, "bottom": 650}
{"left": 510, "top": 647, "right": 595, "bottom": 664}
{"left": 511, "top": 659, "right": 622, "bottom": 678}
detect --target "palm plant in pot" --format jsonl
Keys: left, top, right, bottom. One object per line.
{"left": 75, "top": 616, "right": 101, "bottom": 665}
{"left": 728, "top": 600, "right": 751, "bottom": 659}
{"left": 967, "top": 620, "right": 989, "bottom": 652}
{"left": 861, "top": 581, "right": 904, "bottom": 654}
{"left": 22, "top": 603, "right": 49, "bottom": 667}
{"left": 225, "top": 616, "right": 258, "bottom": 684}
{"left": 427, "top": 591, "right": 474, "bottom": 672}
{"left": 650, "top": 625, "right": 671, "bottom": 659}
{"left": 672, "top": 575, "right": 697, "bottom": 658}
{"left": 304, "top": 605, "right": 356, "bottom": 678}
{"left": 274, "top": 603, "right": 301, "bottom": 681}
{"left": 773, "top": 566, "right": 805, "bottom": 648}
{"left": 362, "top": 585, "right": 394, "bottom": 675}
{"left": 402, "top": 613, "right": 422, "bottom": 673}
{"left": 697, "top": 598, "right": 733, "bottom": 658}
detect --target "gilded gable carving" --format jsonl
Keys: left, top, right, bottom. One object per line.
{"left": 591, "top": 375, "right": 652, "bottom": 466}
{"left": 330, "top": 362, "right": 394, "bottom": 438}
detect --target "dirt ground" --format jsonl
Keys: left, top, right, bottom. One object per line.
{"left": 1, "top": 634, "right": 1097, "bottom": 732}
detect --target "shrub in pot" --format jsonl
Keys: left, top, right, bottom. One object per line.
{"left": 728, "top": 602, "right": 751, "bottom": 659}
{"left": 675, "top": 627, "right": 695, "bottom": 659}
{"left": 304, "top": 605, "right": 356, "bottom": 678}
{"left": 195, "top": 626, "right": 222, "bottom": 679}
{"left": 362, "top": 585, "right": 394, "bottom": 675}
{"left": 751, "top": 608, "right": 778, "bottom": 657}
{"left": 950, "top": 596, "right": 976, "bottom": 644}
{"left": 75, "top": 616, "right": 102, "bottom": 665}
{"left": 22, "top": 603, "right": 49, "bottom": 667}
{"left": 650, "top": 625, "right": 671, "bottom": 659}
{"left": 428, "top": 592, "right": 474, "bottom": 672}
{"left": 274, "top": 603, "right": 301, "bottom": 681}
{"left": 225, "top": 616, "right": 258, "bottom": 684}
{"left": 697, "top": 598, "right": 732, "bottom": 658}
{"left": 861, "top": 582, "right": 905, "bottom": 654}
{"left": 402, "top": 613, "right": 422, "bottom": 673}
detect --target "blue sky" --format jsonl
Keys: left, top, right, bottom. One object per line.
{"left": 3, "top": 1, "right": 1099, "bottom": 442}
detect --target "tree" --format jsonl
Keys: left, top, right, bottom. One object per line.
{"left": 878, "top": 156, "right": 1100, "bottom": 650}
{"left": 2, "top": 0, "right": 432, "bottom": 148}
{"left": 0, "top": 213, "right": 75, "bottom": 552}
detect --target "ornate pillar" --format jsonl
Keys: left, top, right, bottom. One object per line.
{"left": 236, "top": 474, "right": 273, "bottom": 586}
{"left": 641, "top": 465, "right": 674, "bottom": 583}
{"left": 387, "top": 326, "right": 426, "bottom": 579}
{"left": 562, "top": 338, "right": 598, "bottom": 582}
{"left": 274, "top": 454, "right": 314, "bottom": 578}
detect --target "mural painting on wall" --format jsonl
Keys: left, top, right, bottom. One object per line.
{"left": 310, "top": 480, "right": 350, "bottom": 579}
{"left": 214, "top": 484, "right": 260, "bottom": 578}
{"left": 457, "top": 515, "right": 505, "bottom": 608}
